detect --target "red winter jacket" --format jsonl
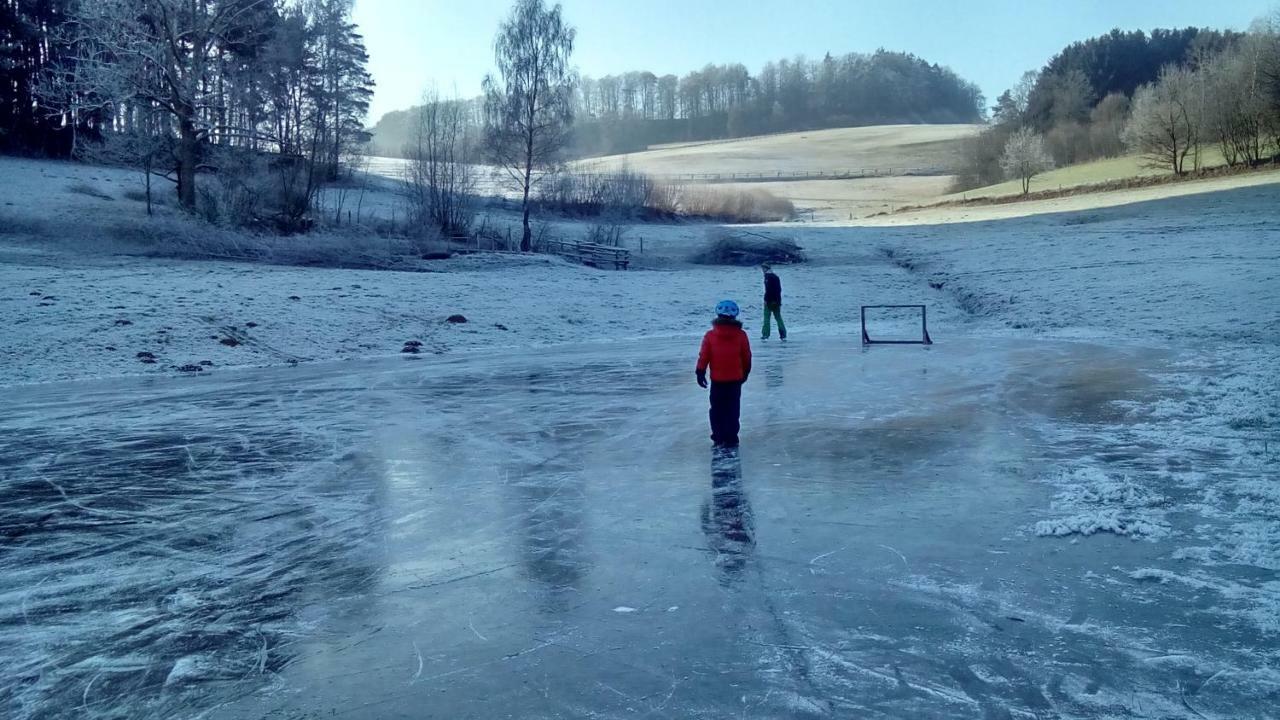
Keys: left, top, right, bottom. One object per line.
{"left": 697, "top": 318, "right": 752, "bottom": 383}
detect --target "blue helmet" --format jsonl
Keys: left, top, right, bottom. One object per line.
{"left": 715, "top": 299, "right": 740, "bottom": 318}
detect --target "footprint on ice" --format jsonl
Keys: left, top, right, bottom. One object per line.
{"left": 612, "top": 606, "right": 637, "bottom": 613}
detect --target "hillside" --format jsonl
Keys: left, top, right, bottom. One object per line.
{"left": 860, "top": 167, "right": 1280, "bottom": 226}
{"left": 575, "top": 124, "right": 982, "bottom": 178}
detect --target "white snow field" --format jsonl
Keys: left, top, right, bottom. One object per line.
{"left": 0, "top": 156, "right": 1278, "bottom": 718}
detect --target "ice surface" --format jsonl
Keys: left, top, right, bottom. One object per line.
{"left": 3, "top": 335, "right": 1277, "bottom": 719}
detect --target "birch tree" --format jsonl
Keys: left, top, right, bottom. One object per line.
{"left": 482, "top": 0, "right": 575, "bottom": 252}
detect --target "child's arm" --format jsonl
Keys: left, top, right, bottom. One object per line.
{"left": 740, "top": 332, "right": 752, "bottom": 381}
{"left": 696, "top": 334, "right": 711, "bottom": 387}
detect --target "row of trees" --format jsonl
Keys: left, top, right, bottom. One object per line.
{"left": 2, "top": 0, "right": 373, "bottom": 225}
{"left": 1126, "top": 27, "right": 1280, "bottom": 174}
{"left": 373, "top": 47, "right": 985, "bottom": 160}
{"left": 958, "top": 20, "right": 1280, "bottom": 193}
{"left": 571, "top": 51, "right": 985, "bottom": 155}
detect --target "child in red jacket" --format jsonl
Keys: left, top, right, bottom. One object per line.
{"left": 696, "top": 300, "right": 752, "bottom": 447}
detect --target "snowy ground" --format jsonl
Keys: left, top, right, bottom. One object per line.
{"left": 1, "top": 158, "right": 1278, "bottom": 718}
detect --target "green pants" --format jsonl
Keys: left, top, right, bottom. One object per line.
{"left": 762, "top": 303, "right": 786, "bottom": 339}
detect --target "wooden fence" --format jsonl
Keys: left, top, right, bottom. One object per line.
{"left": 541, "top": 239, "right": 631, "bottom": 270}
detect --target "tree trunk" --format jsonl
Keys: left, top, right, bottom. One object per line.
{"left": 144, "top": 154, "right": 153, "bottom": 216}
{"left": 521, "top": 197, "right": 532, "bottom": 251}
{"left": 520, "top": 132, "right": 534, "bottom": 252}
{"left": 177, "top": 118, "right": 199, "bottom": 210}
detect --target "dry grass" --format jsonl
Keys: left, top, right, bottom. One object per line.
{"left": 535, "top": 169, "right": 794, "bottom": 223}
{"left": 680, "top": 186, "right": 795, "bottom": 223}
{"left": 0, "top": 211, "right": 53, "bottom": 237}
{"left": 66, "top": 181, "right": 115, "bottom": 201}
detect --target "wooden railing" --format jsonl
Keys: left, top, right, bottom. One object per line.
{"left": 541, "top": 239, "right": 631, "bottom": 270}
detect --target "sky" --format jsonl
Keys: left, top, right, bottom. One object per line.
{"left": 353, "top": 0, "right": 1275, "bottom": 122}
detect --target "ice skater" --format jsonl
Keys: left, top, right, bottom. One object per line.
{"left": 696, "top": 300, "right": 752, "bottom": 447}
{"left": 761, "top": 263, "right": 786, "bottom": 340}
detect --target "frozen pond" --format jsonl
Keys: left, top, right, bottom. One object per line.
{"left": 2, "top": 336, "right": 1274, "bottom": 718}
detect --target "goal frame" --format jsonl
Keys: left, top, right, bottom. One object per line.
{"left": 861, "top": 304, "right": 933, "bottom": 345}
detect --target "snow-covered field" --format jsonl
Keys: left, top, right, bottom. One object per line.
{"left": 1, "top": 156, "right": 1278, "bottom": 718}
{"left": 577, "top": 123, "right": 980, "bottom": 177}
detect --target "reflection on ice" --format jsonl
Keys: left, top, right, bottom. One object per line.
{"left": 702, "top": 447, "right": 754, "bottom": 584}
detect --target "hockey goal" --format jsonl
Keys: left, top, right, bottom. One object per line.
{"left": 861, "top": 305, "right": 933, "bottom": 345}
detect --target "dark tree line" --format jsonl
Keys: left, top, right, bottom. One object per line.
{"left": 1, "top": 0, "right": 372, "bottom": 221}
{"left": 572, "top": 50, "right": 984, "bottom": 156}
{"left": 0, "top": 0, "right": 76, "bottom": 155}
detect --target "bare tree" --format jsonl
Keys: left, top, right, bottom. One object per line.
{"left": 482, "top": 0, "right": 576, "bottom": 251}
{"left": 41, "top": 0, "right": 271, "bottom": 210}
{"left": 1203, "top": 33, "right": 1278, "bottom": 166}
{"left": 82, "top": 119, "right": 173, "bottom": 215}
{"left": 406, "top": 89, "right": 477, "bottom": 237}
{"left": 1124, "top": 66, "right": 1203, "bottom": 175}
{"left": 1000, "top": 127, "right": 1055, "bottom": 194}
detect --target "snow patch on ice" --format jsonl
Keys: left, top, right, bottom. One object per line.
{"left": 1034, "top": 512, "right": 1167, "bottom": 539}
{"left": 1033, "top": 467, "right": 1169, "bottom": 540}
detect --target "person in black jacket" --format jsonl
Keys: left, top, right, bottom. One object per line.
{"left": 760, "top": 263, "right": 786, "bottom": 340}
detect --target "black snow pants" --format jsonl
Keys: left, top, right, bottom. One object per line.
{"left": 709, "top": 381, "right": 743, "bottom": 446}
